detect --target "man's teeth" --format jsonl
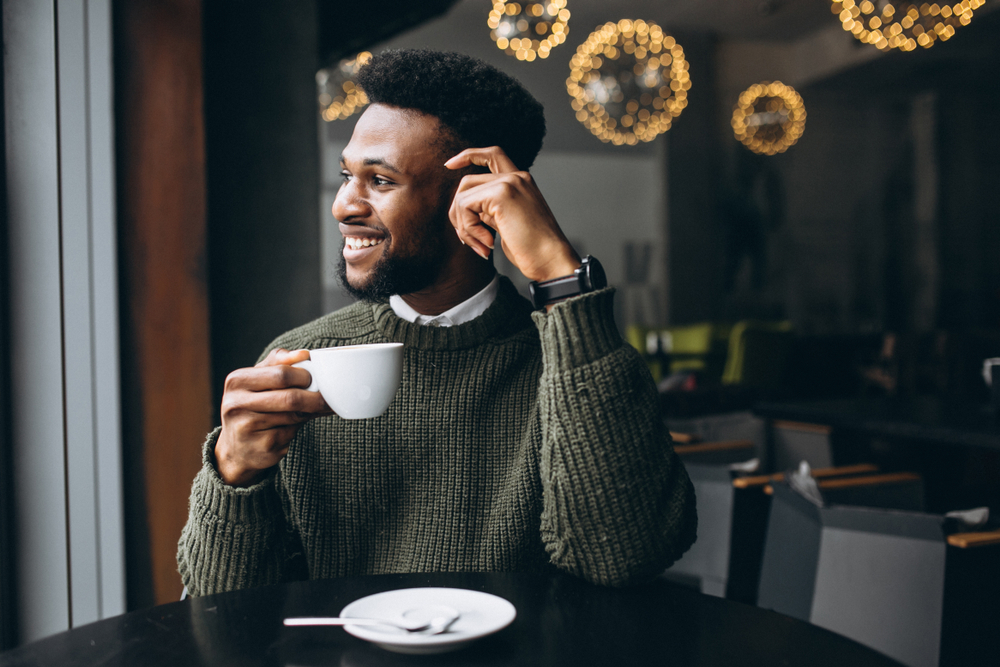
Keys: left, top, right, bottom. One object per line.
{"left": 345, "top": 237, "right": 384, "bottom": 250}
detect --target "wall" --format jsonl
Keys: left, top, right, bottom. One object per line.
{"left": 203, "top": 0, "right": 323, "bottom": 401}
{"left": 722, "top": 88, "right": 917, "bottom": 334}
{"left": 664, "top": 32, "right": 724, "bottom": 325}
{"left": 710, "top": 10, "right": 1000, "bottom": 337}
{"left": 938, "top": 84, "right": 1000, "bottom": 330}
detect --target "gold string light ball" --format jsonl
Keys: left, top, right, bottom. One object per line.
{"left": 731, "top": 81, "right": 806, "bottom": 156}
{"left": 566, "top": 20, "right": 690, "bottom": 146}
{"left": 488, "top": 1, "right": 570, "bottom": 61}
{"left": 317, "top": 51, "right": 372, "bottom": 122}
{"left": 831, "top": 0, "right": 984, "bottom": 51}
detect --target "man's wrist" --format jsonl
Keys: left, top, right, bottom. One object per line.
{"left": 214, "top": 432, "right": 265, "bottom": 487}
{"left": 535, "top": 259, "right": 582, "bottom": 283}
{"left": 531, "top": 255, "right": 607, "bottom": 311}
{"left": 531, "top": 247, "right": 581, "bottom": 283}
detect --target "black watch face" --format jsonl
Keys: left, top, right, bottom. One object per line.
{"left": 584, "top": 256, "right": 607, "bottom": 291}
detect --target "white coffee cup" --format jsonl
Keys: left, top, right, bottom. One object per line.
{"left": 293, "top": 343, "right": 404, "bottom": 419}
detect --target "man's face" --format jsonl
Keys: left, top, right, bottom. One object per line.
{"left": 333, "top": 104, "right": 459, "bottom": 301}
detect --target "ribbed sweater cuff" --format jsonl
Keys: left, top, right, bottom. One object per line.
{"left": 531, "top": 287, "right": 622, "bottom": 372}
{"left": 194, "top": 428, "right": 282, "bottom": 525}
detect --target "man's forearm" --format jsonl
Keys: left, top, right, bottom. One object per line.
{"left": 533, "top": 290, "right": 697, "bottom": 585}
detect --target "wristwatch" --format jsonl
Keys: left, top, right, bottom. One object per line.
{"left": 529, "top": 255, "right": 607, "bottom": 310}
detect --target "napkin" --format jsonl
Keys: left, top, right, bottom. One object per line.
{"left": 944, "top": 507, "right": 990, "bottom": 529}
{"left": 788, "top": 460, "right": 824, "bottom": 506}
{"left": 983, "top": 358, "right": 1000, "bottom": 387}
{"left": 728, "top": 458, "right": 760, "bottom": 473}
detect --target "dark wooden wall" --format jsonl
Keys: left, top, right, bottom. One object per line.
{"left": 115, "top": 0, "right": 213, "bottom": 607}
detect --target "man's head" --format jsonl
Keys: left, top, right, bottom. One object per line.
{"left": 354, "top": 49, "right": 546, "bottom": 172}
{"left": 334, "top": 50, "right": 546, "bottom": 303}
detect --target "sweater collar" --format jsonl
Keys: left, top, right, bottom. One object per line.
{"left": 388, "top": 274, "right": 500, "bottom": 327}
{"left": 371, "top": 275, "right": 534, "bottom": 350}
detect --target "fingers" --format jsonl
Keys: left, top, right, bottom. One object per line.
{"left": 449, "top": 173, "right": 532, "bottom": 259}
{"left": 216, "top": 348, "right": 337, "bottom": 486}
{"left": 445, "top": 146, "right": 518, "bottom": 174}
{"left": 237, "top": 409, "right": 325, "bottom": 434}
{"left": 215, "top": 384, "right": 331, "bottom": 486}
{"left": 449, "top": 186, "right": 494, "bottom": 259}
{"left": 257, "top": 347, "right": 310, "bottom": 368}
{"left": 451, "top": 215, "right": 496, "bottom": 260}
{"left": 226, "top": 363, "right": 314, "bottom": 393}
{"left": 223, "top": 387, "right": 330, "bottom": 420}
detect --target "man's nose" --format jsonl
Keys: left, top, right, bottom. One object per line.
{"left": 332, "top": 183, "right": 370, "bottom": 222}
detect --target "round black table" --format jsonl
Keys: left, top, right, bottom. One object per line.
{"left": 0, "top": 572, "right": 902, "bottom": 666}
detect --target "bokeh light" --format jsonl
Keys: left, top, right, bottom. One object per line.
{"left": 731, "top": 81, "right": 806, "bottom": 155}
{"left": 830, "top": 0, "right": 984, "bottom": 51}
{"left": 317, "top": 51, "right": 372, "bottom": 122}
{"left": 488, "top": 1, "right": 570, "bottom": 61}
{"left": 566, "top": 20, "right": 690, "bottom": 146}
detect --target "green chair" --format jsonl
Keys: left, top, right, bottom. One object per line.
{"left": 721, "top": 320, "right": 793, "bottom": 390}
{"left": 625, "top": 323, "right": 731, "bottom": 384}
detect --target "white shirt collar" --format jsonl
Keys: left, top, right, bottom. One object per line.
{"left": 389, "top": 275, "right": 500, "bottom": 327}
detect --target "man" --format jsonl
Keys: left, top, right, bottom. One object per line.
{"left": 178, "top": 49, "right": 695, "bottom": 595}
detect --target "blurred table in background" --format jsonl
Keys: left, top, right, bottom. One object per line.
{"left": 755, "top": 397, "right": 1000, "bottom": 451}
{"left": 755, "top": 397, "right": 1000, "bottom": 514}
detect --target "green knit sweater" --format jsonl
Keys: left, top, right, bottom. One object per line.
{"left": 177, "top": 277, "right": 696, "bottom": 594}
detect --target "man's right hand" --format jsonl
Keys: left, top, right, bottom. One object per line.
{"left": 214, "top": 348, "right": 333, "bottom": 487}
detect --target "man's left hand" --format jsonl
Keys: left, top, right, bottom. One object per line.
{"left": 445, "top": 146, "right": 580, "bottom": 283}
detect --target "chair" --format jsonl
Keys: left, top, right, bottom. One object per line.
{"left": 721, "top": 320, "right": 793, "bottom": 390}
{"left": 761, "top": 470, "right": 925, "bottom": 511}
{"left": 664, "top": 435, "right": 879, "bottom": 602}
{"left": 673, "top": 438, "right": 756, "bottom": 466}
{"left": 757, "top": 477, "right": 997, "bottom": 667}
{"left": 625, "top": 322, "right": 731, "bottom": 383}
{"left": 770, "top": 419, "right": 834, "bottom": 470}
{"left": 667, "top": 410, "right": 767, "bottom": 457}
{"left": 663, "top": 439, "right": 757, "bottom": 597}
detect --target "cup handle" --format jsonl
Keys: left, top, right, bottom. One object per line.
{"left": 292, "top": 359, "right": 319, "bottom": 392}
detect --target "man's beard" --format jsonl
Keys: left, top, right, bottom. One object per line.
{"left": 336, "top": 218, "right": 449, "bottom": 303}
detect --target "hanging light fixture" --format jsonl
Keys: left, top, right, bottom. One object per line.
{"left": 731, "top": 81, "right": 806, "bottom": 156}
{"left": 566, "top": 20, "right": 689, "bottom": 146}
{"left": 488, "top": 1, "right": 570, "bottom": 61}
{"left": 831, "top": 0, "right": 985, "bottom": 51}
{"left": 317, "top": 51, "right": 372, "bottom": 122}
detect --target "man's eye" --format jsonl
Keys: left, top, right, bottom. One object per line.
{"left": 340, "top": 172, "right": 352, "bottom": 184}
{"left": 373, "top": 176, "right": 392, "bottom": 186}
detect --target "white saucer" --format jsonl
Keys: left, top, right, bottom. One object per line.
{"left": 339, "top": 587, "right": 516, "bottom": 655}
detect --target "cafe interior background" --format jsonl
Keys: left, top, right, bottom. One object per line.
{"left": 1, "top": 0, "right": 998, "bottom": 662}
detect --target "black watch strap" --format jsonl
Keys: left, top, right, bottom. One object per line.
{"left": 528, "top": 256, "right": 606, "bottom": 310}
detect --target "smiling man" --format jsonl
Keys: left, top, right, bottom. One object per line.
{"left": 178, "top": 50, "right": 696, "bottom": 595}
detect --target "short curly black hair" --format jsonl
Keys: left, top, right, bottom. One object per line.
{"left": 354, "top": 49, "right": 546, "bottom": 171}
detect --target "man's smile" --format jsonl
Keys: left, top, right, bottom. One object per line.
{"left": 339, "top": 221, "right": 388, "bottom": 264}
{"left": 344, "top": 236, "right": 384, "bottom": 250}
{"left": 342, "top": 235, "right": 386, "bottom": 264}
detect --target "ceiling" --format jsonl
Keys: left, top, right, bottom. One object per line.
{"left": 560, "top": 0, "right": 836, "bottom": 42}
{"left": 319, "top": 0, "right": 460, "bottom": 66}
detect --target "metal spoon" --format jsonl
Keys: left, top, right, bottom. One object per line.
{"left": 284, "top": 609, "right": 460, "bottom": 634}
